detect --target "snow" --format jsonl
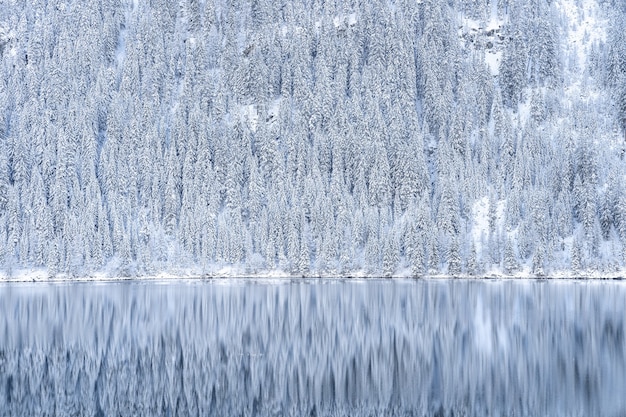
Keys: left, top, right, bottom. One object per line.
{"left": 285, "top": 13, "right": 356, "bottom": 37}
{"left": 333, "top": 13, "right": 357, "bottom": 29}
{"left": 239, "top": 104, "right": 259, "bottom": 132}
{"left": 0, "top": 26, "right": 16, "bottom": 57}
{"left": 3, "top": 266, "right": 626, "bottom": 282}
{"left": 234, "top": 100, "right": 279, "bottom": 132}
{"left": 556, "top": 0, "right": 608, "bottom": 115}
{"left": 517, "top": 95, "right": 531, "bottom": 125}
{"left": 0, "top": 26, "right": 11, "bottom": 43}
{"left": 558, "top": 0, "right": 606, "bottom": 72}
{"left": 471, "top": 196, "right": 506, "bottom": 255}
{"left": 459, "top": 9, "right": 506, "bottom": 76}
{"left": 471, "top": 196, "right": 489, "bottom": 255}
{"left": 485, "top": 50, "right": 501, "bottom": 76}
{"left": 281, "top": 24, "right": 304, "bottom": 37}
{"left": 1, "top": 0, "right": 624, "bottom": 282}
{"left": 267, "top": 98, "right": 281, "bottom": 126}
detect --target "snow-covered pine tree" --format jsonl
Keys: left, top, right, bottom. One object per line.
{"left": 467, "top": 241, "right": 479, "bottom": 276}
{"left": 571, "top": 238, "right": 582, "bottom": 274}
{"left": 410, "top": 231, "right": 425, "bottom": 278}
{"left": 427, "top": 238, "right": 439, "bottom": 275}
{"left": 0, "top": 0, "right": 625, "bottom": 277}
{"left": 298, "top": 213, "right": 310, "bottom": 277}
{"left": 532, "top": 244, "right": 546, "bottom": 277}
{"left": 448, "top": 237, "right": 462, "bottom": 277}
{"left": 500, "top": 28, "right": 527, "bottom": 108}
{"left": 503, "top": 237, "right": 519, "bottom": 275}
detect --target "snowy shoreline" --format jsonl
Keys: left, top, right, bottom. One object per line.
{"left": 0, "top": 270, "right": 624, "bottom": 283}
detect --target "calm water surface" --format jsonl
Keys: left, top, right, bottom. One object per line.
{"left": 0, "top": 279, "right": 624, "bottom": 416}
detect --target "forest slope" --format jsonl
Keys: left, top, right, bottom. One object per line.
{"left": 1, "top": 0, "right": 626, "bottom": 278}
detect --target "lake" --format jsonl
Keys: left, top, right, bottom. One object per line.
{"left": 0, "top": 279, "right": 624, "bottom": 416}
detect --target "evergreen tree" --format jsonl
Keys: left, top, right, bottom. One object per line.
{"left": 0, "top": 0, "right": 624, "bottom": 278}
{"left": 448, "top": 237, "right": 462, "bottom": 277}
{"left": 298, "top": 217, "right": 310, "bottom": 277}
{"left": 571, "top": 238, "right": 582, "bottom": 274}
{"left": 532, "top": 244, "right": 545, "bottom": 277}
{"left": 503, "top": 237, "right": 518, "bottom": 275}
{"left": 467, "top": 241, "right": 479, "bottom": 276}
{"left": 410, "top": 232, "right": 425, "bottom": 278}
{"left": 427, "top": 239, "right": 439, "bottom": 275}
{"left": 500, "top": 27, "right": 528, "bottom": 108}
{"left": 382, "top": 234, "right": 397, "bottom": 278}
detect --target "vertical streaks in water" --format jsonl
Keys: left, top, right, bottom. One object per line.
{"left": 0, "top": 281, "right": 626, "bottom": 415}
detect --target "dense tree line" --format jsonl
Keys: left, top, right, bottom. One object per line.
{"left": 0, "top": 0, "right": 625, "bottom": 277}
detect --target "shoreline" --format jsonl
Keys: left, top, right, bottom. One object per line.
{"left": 0, "top": 272, "right": 624, "bottom": 284}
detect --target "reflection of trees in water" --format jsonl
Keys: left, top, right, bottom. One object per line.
{"left": 0, "top": 281, "right": 624, "bottom": 416}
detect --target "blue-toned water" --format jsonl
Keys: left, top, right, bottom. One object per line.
{"left": 0, "top": 279, "right": 624, "bottom": 416}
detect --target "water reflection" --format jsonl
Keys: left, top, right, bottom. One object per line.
{"left": 0, "top": 279, "right": 624, "bottom": 416}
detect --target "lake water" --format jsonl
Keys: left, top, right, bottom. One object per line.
{"left": 0, "top": 279, "right": 624, "bottom": 416}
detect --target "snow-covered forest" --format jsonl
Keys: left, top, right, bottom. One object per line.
{"left": 1, "top": 0, "right": 626, "bottom": 278}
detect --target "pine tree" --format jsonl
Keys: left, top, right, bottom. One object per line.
{"left": 382, "top": 232, "right": 399, "bottom": 278}
{"left": 1, "top": 0, "right": 625, "bottom": 278}
{"left": 410, "top": 233, "right": 425, "bottom": 278}
{"left": 382, "top": 237, "right": 394, "bottom": 278}
{"left": 163, "top": 148, "right": 180, "bottom": 236}
{"left": 286, "top": 217, "right": 300, "bottom": 273}
{"left": 488, "top": 192, "right": 498, "bottom": 235}
{"left": 29, "top": 168, "right": 53, "bottom": 266}
{"left": 617, "top": 82, "right": 626, "bottom": 139}
{"left": 600, "top": 189, "right": 615, "bottom": 241}
{"left": 298, "top": 221, "right": 310, "bottom": 277}
{"left": 364, "top": 227, "right": 380, "bottom": 275}
{"left": 531, "top": 15, "right": 560, "bottom": 86}
{"left": 500, "top": 28, "right": 527, "bottom": 108}
{"left": 532, "top": 244, "right": 545, "bottom": 277}
{"left": 503, "top": 237, "right": 518, "bottom": 275}
{"left": 0, "top": 142, "right": 9, "bottom": 216}
{"left": 369, "top": 142, "right": 392, "bottom": 209}
{"left": 571, "top": 238, "right": 582, "bottom": 275}
{"left": 320, "top": 224, "right": 338, "bottom": 275}
{"left": 436, "top": 180, "right": 459, "bottom": 237}
{"left": 427, "top": 238, "right": 439, "bottom": 275}
{"left": 448, "top": 237, "right": 462, "bottom": 277}
{"left": 467, "top": 241, "right": 479, "bottom": 276}
{"left": 517, "top": 218, "right": 533, "bottom": 260}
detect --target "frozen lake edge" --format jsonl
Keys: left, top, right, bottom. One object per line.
{"left": 1, "top": 273, "right": 625, "bottom": 284}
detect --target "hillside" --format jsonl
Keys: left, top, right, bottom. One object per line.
{"left": 1, "top": 0, "right": 626, "bottom": 278}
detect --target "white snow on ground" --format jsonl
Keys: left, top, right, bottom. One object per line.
{"left": 0, "top": 26, "right": 10, "bottom": 43}
{"left": 281, "top": 24, "right": 305, "bottom": 37}
{"left": 239, "top": 104, "right": 259, "bottom": 131}
{"left": 264, "top": 98, "right": 281, "bottom": 129}
{"left": 2, "top": 269, "right": 626, "bottom": 282}
{"left": 557, "top": 0, "right": 608, "bottom": 109}
{"left": 333, "top": 13, "right": 357, "bottom": 28}
{"left": 471, "top": 196, "right": 506, "bottom": 255}
{"left": 234, "top": 99, "right": 280, "bottom": 132}
{"left": 459, "top": 5, "right": 506, "bottom": 77}
{"left": 289, "top": 13, "right": 357, "bottom": 37}
{"left": 0, "top": 26, "right": 16, "bottom": 57}
{"left": 517, "top": 96, "right": 531, "bottom": 125}
{"left": 558, "top": 0, "right": 606, "bottom": 72}
{"left": 485, "top": 51, "right": 502, "bottom": 76}
{"left": 472, "top": 196, "right": 489, "bottom": 255}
